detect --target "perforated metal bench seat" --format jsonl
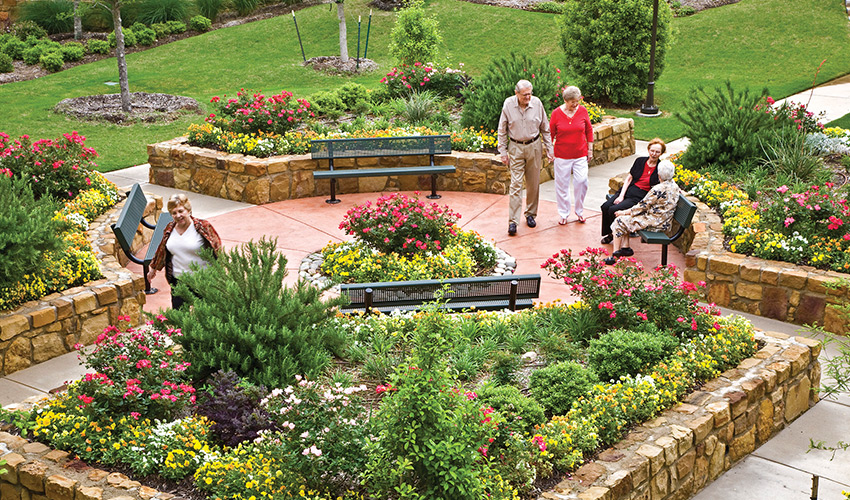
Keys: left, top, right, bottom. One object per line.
{"left": 339, "top": 274, "right": 541, "bottom": 314}
{"left": 637, "top": 195, "right": 697, "bottom": 266}
{"left": 310, "top": 135, "right": 455, "bottom": 203}
{"left": 312, "top": 165, "right": 456, "bottom": 179}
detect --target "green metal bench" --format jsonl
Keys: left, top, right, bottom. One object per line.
{"left": 111, "top": 184, "right": 172, "bottom": 294}
{"left": 339, "top": 274, "right": 541, "bottom": 315}
{"left": 311, "top": 135, "right": 455, "bottom": 204}
{"left": 638, "top": 195, "right": 697, "bottom": 266}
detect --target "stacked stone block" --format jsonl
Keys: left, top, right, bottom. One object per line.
{"left": 146, "top": 118, "right": 635, "bottom": 204}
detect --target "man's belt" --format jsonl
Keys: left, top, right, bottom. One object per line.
{"left": 510, "top": 135, "right": 540, "bottom": 145}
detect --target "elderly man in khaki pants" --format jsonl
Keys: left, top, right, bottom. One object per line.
{"left": 498, "top": 79, "right": 555, "bottom": 236}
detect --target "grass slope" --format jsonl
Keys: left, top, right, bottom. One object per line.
{"left": 0, "top": 0, "right": 848, "bottom": 169}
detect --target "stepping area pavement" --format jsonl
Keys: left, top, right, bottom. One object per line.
{"left": 2, "top": 139, "right": 848, "bottom": 499}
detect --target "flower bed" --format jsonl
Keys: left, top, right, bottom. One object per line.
{"left": 320, "top": 193, "right": 497, "bottom": 283}
{"left": 0, "top": 238, "right": 794, "bottom": 500}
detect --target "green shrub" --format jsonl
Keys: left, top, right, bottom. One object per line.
{"left": 533, "top": 1, "right": 564, "bottom": 13}
{"left": 12, "top": 20, "right": 48, "bottom": 41}
{"left": 195, "top": 0, "right": 223, "bottom": 21}
{"left": 0, "top": 53, "right": 12, "bottom": 73}
{"left": 399, "top": 90, "right": 439, "bottom": 125}
{"left": 232, "top": 0, "right": 259, "bottom": 16}
{"left": 136, "top": 0, "right": 190, "bottom": 23}
{"left": 389, "top": 0, "right": 441, "bottom": 66}
{"left": 165, "top": 19, "right": 187, "bottom": 33}
{"left": 364, "top": 307, "right": 492, "bottom": 500}
{"left": 677, "top": 81, "right": 782, "bottom": 171}
{"left": 165, "top": 238, "right": 347, "bottom": 388}
{"left": 476, "top": 384, "right": 546, "bottom": 436}
{"left": 18, "top": 0, "right": 74, "bottom": 34}
{"left": 0, "top": 175, "right": 65, "bottom": 287}
{"left": 336, "top": 81, "right": 370, "bottom": 109}
{"left": 86, "top": 38, "right": 110, "bottom": 54}
{"left": 150, "top": 22, "right": 171, "bottom": 38}
{"left": 22, "top": 45, "right": 46, "bottom": 65}
{"left": 188, "top": 14, "right": 211, "bottom": 32}
{"left": 310, "top": 90, "right": 346, "bottom": 120}
{"left": 759, "top": 129, "right": 827, "bottom": 184}
{"left": 559, "top": 0, "right": 672, "bottom": 104}
{"left": 134, "top": 25, "right": 157, "bottom": 45}
{"left": 39, "top": 50, "right": 64, "bottom": 72}
{"left": 460, "top": 52, "right": 563, "bottom": 130}
{"left": 108, "top": 28, "right": 137, "bottom": 48}
{"left": 2, "top": 37, "right": 28, "bottom": 60}
{"left": 529, "top": 360, "right": 597, "bottom": 417}
{"left": 59, "top": 41, "right": 85, "bottom": 62}
{"left": 586, "top": 326, "right": 678, "bottom": 382}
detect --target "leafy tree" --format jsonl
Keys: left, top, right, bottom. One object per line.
{"left": 559, "top": 0, "right": 672, "bottom": 105}
{"left": 389, "top": 0, "right": 441, "bottom": 66}
{"left": 165, "top": 238, "right": 347, "bottom": 388}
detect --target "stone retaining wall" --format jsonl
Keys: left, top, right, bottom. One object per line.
{"left": 682, "top": 198, "right": 850, "bottom": 335}
{"left": 538, "top": 331, "right": 821, "bottom": 500}
{"left": 146, "top": 117, "right": 635, "bottom": 204}
{"left": 0, "top": 194, "right": 163, "bottom": 376}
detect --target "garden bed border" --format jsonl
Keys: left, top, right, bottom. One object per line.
{"left": 146, "top": 117, "right": 636, "bottom": 204}
{"left": 0, "top": 193, "right": 163, "bottom": 376}
{"left": 0, "top": 330, "right": 821, "bottom": 500}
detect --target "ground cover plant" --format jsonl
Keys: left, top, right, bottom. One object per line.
{"left": 5, "top": 239, "right": 762, "bottom": 498}
{"left": 1, "top": 0, "right": 848, "bottom": 169}
{"left": 0, "top": 131, "right": 118, "bottom": 310}
{"left": 320, "top": 192, "right": 498, "bottom": 282}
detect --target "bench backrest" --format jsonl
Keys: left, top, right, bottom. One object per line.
{"left": 340, "top": 274, "right": 541, "bottom": 308}
{"left": 311, "top": 135, "right": 452, "bottom": 160}
{"left": 673, "top": 195, "right": 697, "bottom": 230}
{"left": 112, "top": 183, "right": 150, "bottom": 255}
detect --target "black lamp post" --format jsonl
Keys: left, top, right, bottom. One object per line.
{"left": 638, "top": 0, "right": 661, "bottom": 117}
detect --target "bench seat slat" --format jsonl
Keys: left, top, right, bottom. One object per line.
{"left": 143, "top": 212, "right": 173, "bottom": 265}
{"left": 340, "top": 298, "right": 535, "bottom": 314}
{"left": 312, "top": 165, "right": 455, "bottom": 180}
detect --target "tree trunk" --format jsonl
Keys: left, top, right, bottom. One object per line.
{"left": 337, "top": 1, "right": 348, "bottom": 63}
{"left": 111, "top": 4, "right": 132, "bottom": 113}
{"left": 73, "top": 0, "right": 82, "bottom": 40}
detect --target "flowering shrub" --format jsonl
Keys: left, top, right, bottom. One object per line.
{"left": 541, "top": 247, "right": 713, "bottom": 337}
{"left": 70, "top": 317, "right": 195, "bottom": 421}
{"left": 379, "top": 61, "right": 470, "bottom": 98}
{"left": 341, "top": 192, "right": 460, "bottom": 255}
{"left": 324, "top": 193, "right": 496, "bottom": 282}
{"left": 755, "top": 96, "right": 825, "bottom": 133}
{"left": 205, "top": 88, "right": 313, "bottom": 135}
{"left": 0, "top": 131, "right": 99, "bottom": 200}
{"left": 450, "top": 126, "right": 498, "bottom": 152}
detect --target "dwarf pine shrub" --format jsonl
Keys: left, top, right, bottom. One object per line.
{"left": 165, "top": 237, "right": 347, "bottom": 388}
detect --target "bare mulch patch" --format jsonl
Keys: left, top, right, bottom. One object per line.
{"left": 304, "top": 56, "right": 379, "bottom": 75}
{"left": 54, "top": 92, "right": 202, "bottom": 124}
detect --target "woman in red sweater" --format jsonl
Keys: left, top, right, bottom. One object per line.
{"left": 550, "top": 86, "right": 594, "bottom": 225}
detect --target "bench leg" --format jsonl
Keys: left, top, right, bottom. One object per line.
{"left": 509, "top": 280, "right": 518, "bottom": 311}
{"left": 426, "top": 174, "right": 441, "bottom": 199}
{"left": 661, "top": 244, "right": 668, "bottom": 267}
{"left": 326, "top": 178, "right": 341, "bottom": 204}
{"left": 142, "top": 262, "right": 159, "bottom": 295}
{"left": 365, "top": 288, "right": 373, "bottom": 315}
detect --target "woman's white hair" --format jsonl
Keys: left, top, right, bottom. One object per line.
{"left": 658, "top": 160, "right": 676, "bottom": 181}
{"left": 562, "top": 86, "right": 581, "bottom": 101}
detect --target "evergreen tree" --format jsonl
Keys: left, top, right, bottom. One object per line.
{"left": 165, "top": 238, "right": 348, "bottom": 387}
{"left": 0, "top": 175, "right": 65, "bottom": 288}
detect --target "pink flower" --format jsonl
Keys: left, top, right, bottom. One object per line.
{"left": 776, "top": 185, "right": 789, "bottom": 194}
{"left": 784, "top": 217, "right": 795, "bottom": 228}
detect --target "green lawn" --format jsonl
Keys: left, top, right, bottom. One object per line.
{"left": 0, "top": 0, "right": 848, "bottom": 169}
{"left": 829, "top": 112, "right": 850, "bottom": 129}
